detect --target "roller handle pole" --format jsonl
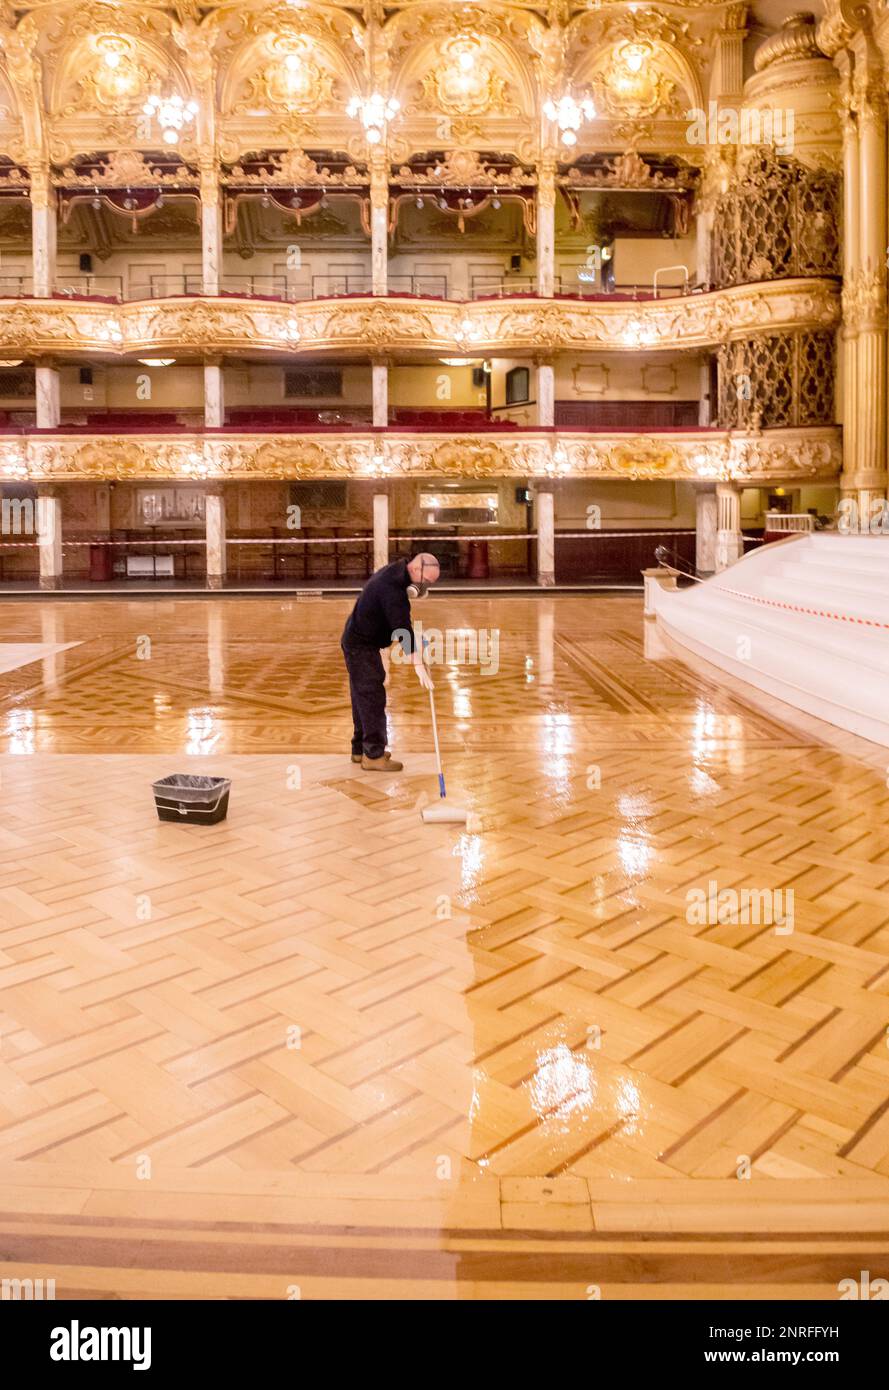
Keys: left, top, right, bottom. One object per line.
{"left": 427, "top": 684, "right": 446, "bottom": 799}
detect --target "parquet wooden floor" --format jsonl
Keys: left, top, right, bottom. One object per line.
{"left": 0, "top": 595, "right": 887, "bottom": 1299}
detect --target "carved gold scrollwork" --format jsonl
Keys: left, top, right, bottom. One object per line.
{"left": 19, "top": 428, "right": 841, "bottom": 485}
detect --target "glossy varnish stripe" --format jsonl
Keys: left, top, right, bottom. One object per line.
{"left": 0, "top": 596, "right": 887, "bottom": 1298}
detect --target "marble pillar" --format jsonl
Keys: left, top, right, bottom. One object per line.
{"left": 537, "top": 362, "right": 555, "bottom": 428}
{"left": 30, "top": 170, "right": 57, "bottom": 298}
{"left": 695, "top": 486, "right": 718, "bottom": 576}
{"left": 536, "top": 488, "right": 555, "bottom": 587}
{"left": 205, "top": 487, "right": 226, "bottom": 590}
{"left": 372, "top": 361, "right": 388, "bottom": 428}
{"left": 200, "top": 164, "right": 222, "bottom": 296}
{"left": 35, "top": 364, "right": 60, "bottom": 428}
{"left": 370, "top": 158, "right": 388, "bottom": 296}
{"left": 373, "top": 492, "right": 389, "bottom": 573}
{"left": 536, "top": 160, "right": 556, "bottom": 297}
{"left": 204, "top": 361, "right": 225, "bottom": 428}
{"left": 37, "top": 487, "right": 63, "bottom": 591}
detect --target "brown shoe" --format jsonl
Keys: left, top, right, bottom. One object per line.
{"left": 351, "top": 753, "right": 362, "bottom": 764}
{"left": 362, "top": 753, "right": 403, "bottom": 772}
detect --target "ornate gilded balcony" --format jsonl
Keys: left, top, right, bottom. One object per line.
{"left": 10, "top": 425, "right": 842, "bottom": 483}
{"left": 0, "top": 279, "right": 841, "bottom": 360}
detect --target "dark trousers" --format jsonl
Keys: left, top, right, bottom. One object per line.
{"left": 342, "top": 642, "right": 387, "bottom": 759}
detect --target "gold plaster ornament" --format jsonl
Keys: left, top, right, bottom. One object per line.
{"left": 396, "top": 148, "right": 534, "bottom": 189}
{"left": 260, "top": 37, "right": 337, "bottom": 116}
{"left": 607, "top": 436, "right": 681, "bottom": 479}
{"left": 224, "top": 149, "right": 366, "bottom": 187}
{"left": 591, "top": 41, "right": 678, "bottom": 123}
{"left": 56, "top": 148, "right": 193, "bottom": 187}
{"left": 20, "top": 427, "right": 842, "bottom": 486}
{"left": 560, "top": 149, "right": 697, "bottom": 192}
{"left": 418, "top": 35, "right": 517, "bottom": 118}
{"left": 0, "top": 281, "right": 841, "bottom": 359}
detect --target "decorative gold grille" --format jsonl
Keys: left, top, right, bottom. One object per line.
{"left": 717, "top": 331, "right": 836, "bottom": 429}
{"left": 711, "top": 153, "right": 840, "bottom": 288}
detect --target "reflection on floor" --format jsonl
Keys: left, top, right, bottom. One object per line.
{"left": 0, "top": 642, "right": 81, "bottom": 676}
{"left": 0, "top": 596, "right": 887, "bottom": 1299}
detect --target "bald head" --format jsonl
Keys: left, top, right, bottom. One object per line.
{"left": 407, "top": 553, "right": 441, "bottom": 585}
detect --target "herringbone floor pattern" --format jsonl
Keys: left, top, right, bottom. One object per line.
{"left": 0, "top": 595, "right": 888, "bottom": 1298}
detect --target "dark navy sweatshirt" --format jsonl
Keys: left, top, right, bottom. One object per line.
{"left": 341, "top": 559, "right": 415, "bottom": 653}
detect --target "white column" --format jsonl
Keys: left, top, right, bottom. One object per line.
{"left": 695, "top": 486, "right": 718, "bottom": 576}
{"left": 200, "top": 160, "right": 222, "bottom": 296}
{"left": 715, "top": 482, "right": 744, "bottom": 571}
{"left": 31, "top": 170, "right": 57, "bottom": 298}
{"left": 372, "top": 361, "right": 388, "bottom": 427}
{"left": 370, "top": 158, "right": 388, "bottom": 296}
{"left": 37, "top": 487, "right": 63, "bottom": 591}
{"left": 536, "top": 159, "right": 556, "bottom": 297}
{"left": 537, "top": 361, "right": 555, "bottom": 427}
{"left": 536, "top": 487, "right": 555, "bottom": 587}
{"left": 204, "top": 361, "right": 225, "bottom": 428}
{"left": 95, "top": 485, "right": 111, "bottom": 533}
{"left": 373, "top": 491, "right": 389, "bottom": 572}
{"left": 205, "top": 486, "right": 226, "bottom": 590}
{"left": 695, "top": 208, "right": 713, "bottom": 289}
{"left": 35, "top": 363, "right": 60, "bottom": 428}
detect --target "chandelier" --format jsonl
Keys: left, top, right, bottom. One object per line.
{"left": 142, "top": 93, "right": 199, "bottom": 145}
{"left": 543, "top": 95, "right": 596, "bottom": 147}
{"left": 346, "top": 93, "right": 399, "bottom": 145}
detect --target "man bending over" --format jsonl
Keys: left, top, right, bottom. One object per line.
{"left": 341, "top": 551, "right": 440, "bottom": 770}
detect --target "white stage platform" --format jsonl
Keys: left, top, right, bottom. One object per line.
{"left": 651, "top": 533, "right": 889, "bottom": 748}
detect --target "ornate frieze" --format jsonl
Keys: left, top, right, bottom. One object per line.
{"left": 559, "top": 150, "right": 697, "bottom": 191}
{"left": 0, "top": 280, "right": 841, "bottom": 358}
{"left": 13, "top": 427, "right": 841, "bottom": 485}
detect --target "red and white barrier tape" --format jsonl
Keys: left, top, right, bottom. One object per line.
{"left": 0, "top": 528, "right": 699, "bottom": 549}
{"left": 718, "top": 585, "right": 889, "bottom": 632}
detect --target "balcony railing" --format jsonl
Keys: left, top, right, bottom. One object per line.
{"left": 471, "top": 274, "right": 542, "bottom": 298}
{"left": 557, "top": 269, "right": 703, "bottom": 300}
{"left": 0, "top": 274, "right": 33, "bottom": 297}
{"left": 128, "top": 273, "right": 204, "bottom": 299}
{"left": 54, "top": 275, "right": 124, "bottom": 301}
{"left": 0, "top": 271, "right": 756, "bottom": 306}
{"left": 213, "top": 273, "right": 450, "bottom": 301}
{"left": 763, "top": 511, "right": 817, "bottom": 534}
